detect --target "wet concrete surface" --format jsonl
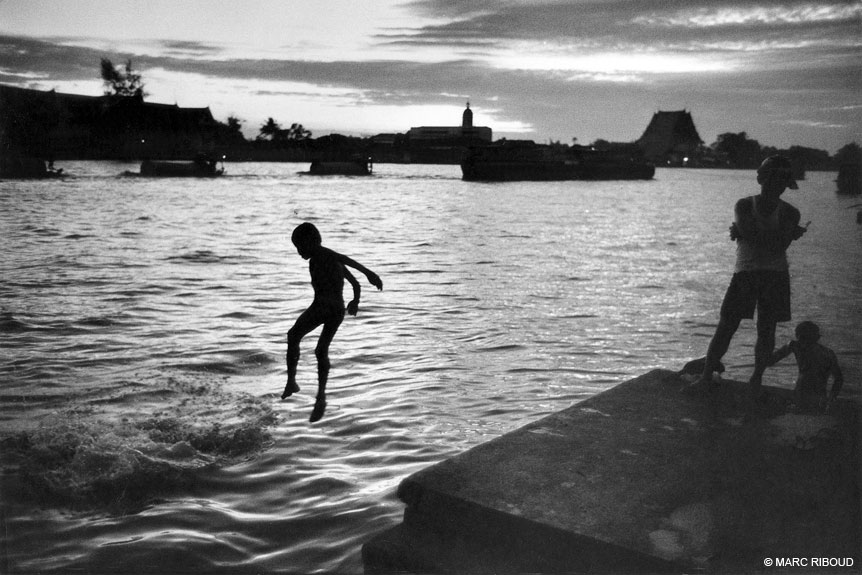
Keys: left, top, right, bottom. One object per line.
{"left": 363, "top": 369, "right": 860, "bottom": 573}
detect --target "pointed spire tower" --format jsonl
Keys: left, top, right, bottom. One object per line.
{"left": 462, "top": 102, "right": 473, "bottom": 128}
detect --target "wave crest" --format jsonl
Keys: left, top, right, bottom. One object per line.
{"left": 3, "top": 385, "right": 278, "bottom": 511}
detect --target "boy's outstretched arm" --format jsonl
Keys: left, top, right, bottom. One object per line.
{"left": 767, "top": 341, "right": 794, "bottom": 367}
{"left": 337, "top": 253, "right": 383, "bottom": 290}
{"left": 344, "top": 267, "right": 361, "bottom": 316}
{"left": 829, "top": 350, "right": 844, "bottom": 399}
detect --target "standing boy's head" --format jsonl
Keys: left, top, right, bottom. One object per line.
{"left": 795, "top": 321, "right": 820, "bottom": 345}
{"left": 757, "top": 155, "right": 798, "bottom": 191}
{"left": 292, "top": 222, "right": 322, "bottom": 259}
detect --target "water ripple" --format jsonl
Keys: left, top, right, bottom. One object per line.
{"left": 1, "top": 165, "right": 859, "bottom": 573}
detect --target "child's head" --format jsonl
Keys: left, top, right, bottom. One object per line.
{"left": 757, "top": 155, "right": 798, "bottom": 190}
{"left": 292, "top": 222, "right": 322, "bottom": 258}
{"left": 795, "top": 321, "right": 820, "bottom": 345}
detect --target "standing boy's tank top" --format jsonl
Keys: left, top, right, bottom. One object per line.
{"left": 735, "top": 196, "right": 789, "bottom": 272}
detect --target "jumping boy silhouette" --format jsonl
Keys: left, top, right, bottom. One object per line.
{"left": 283, "top": 222, "right": 382, "bottom": 422}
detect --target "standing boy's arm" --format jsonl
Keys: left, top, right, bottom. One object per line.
{"left": 344, "top": 267, "right": 361, "bottom": 316}
{"left": 778, "top": 203, "right": 804, "bottom": 248}
{"left": 733, "top": 198, "right": 757, "bottom": 241}
{"left": 734, "top": 200, "right": 802, "bottom": 252}
{"left": 337, "top": 253, "right": 383, "bottom": 290}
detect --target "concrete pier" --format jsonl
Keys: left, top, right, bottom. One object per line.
{"left": 363, "top": 369, "right": 860, "bottom": 573}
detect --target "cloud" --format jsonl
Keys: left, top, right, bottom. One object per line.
{"left": 783, "top": 119, "right": 848, "bottom": 128}
{"left": 368, "top": 0, "right": 862, "bottom": 106}
{"left": 632, "top": 3, "right": 861, "bottom": 28}
{"left": 1, "top": 0, "right": 859, "bottom": 152}
{"left": 395, "top": 1, "right": 862, "bottom": 58}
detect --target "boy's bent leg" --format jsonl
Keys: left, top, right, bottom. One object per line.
{"left": 687, "top": 274, "right": 751, "bottom": 391}
{"left": 283, "top": 310, "right": 320, "bottom": 399}
{"left": 750, "top": 271, "right": 790, "bottom": 396}
{"left": 687, "top": 315, "right": 740, "bottom": 390}
{"left": 750, "top": 317, "right": 777, "bottom": 397}
{"left": 283, "top": 334, "right": 301, "bottom": 399}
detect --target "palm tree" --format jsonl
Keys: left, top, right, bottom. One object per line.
{"left": 227, "top": 116, "right": 243, "bottom": 135}
{"left": 258, "top": 117, "right": 282, "bottom": 141}
{"left": 288, "top": 123, "right": 312, "bottom": 141}
{"left": 100, "top": 58, "right": 145, "bottom": 97}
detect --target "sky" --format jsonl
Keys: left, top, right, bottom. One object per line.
{"left": 0, "top": 0, "right": 860, "bottom": 153}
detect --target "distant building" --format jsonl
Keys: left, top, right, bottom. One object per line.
{"left": 406, "top": 103, "right": 492, "bottom": 145}
{"left": 369, "top": 133, "right": 400, "bottom": 146}
{"left": 0, "top": 84, "right": 223, "bottom": 160}
{"left": 636, "top": 110, "right": 704, "bottom": 166}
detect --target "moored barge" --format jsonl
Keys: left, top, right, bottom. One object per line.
{"left": 461, "top": 141, "right": 655, "bottom": 182}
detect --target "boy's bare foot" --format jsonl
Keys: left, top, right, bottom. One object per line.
{"left": 281, "top": 381, "right": 300, "bottom": 400}
{"left": 310, "top": 395, "right": 327, "bottom": 422}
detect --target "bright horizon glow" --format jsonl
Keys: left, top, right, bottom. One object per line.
{"left": 137, "top": 72, "right": 534, "bottom": 137}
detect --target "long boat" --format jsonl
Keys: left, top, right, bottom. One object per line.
{"left": 139, "top": 156, "right": 224, "bottom": 177}
{"left": 461, "top": 141, "right": 654, "bottom": 182}
{"left": 307, "top": 157, "right": 372, "bottom": 176}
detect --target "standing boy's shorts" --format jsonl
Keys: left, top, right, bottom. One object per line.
{"left": 720, "top": 270, "right": 791, "bottom": 323}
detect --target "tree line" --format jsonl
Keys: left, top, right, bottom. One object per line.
{"left": 101, "top": 59, "right": 311, "bottom": 145}
{"left": 710, "top": 132, "right": 859, "bottom": 171}
{"left": 101, "top": 59, "right": 859, "bottom": 169}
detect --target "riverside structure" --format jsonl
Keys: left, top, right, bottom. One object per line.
{"left": 362, "top": 369, "right": 860, "bottom": 573}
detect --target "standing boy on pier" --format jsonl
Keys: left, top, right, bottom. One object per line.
{"left": 283, "top": 222, "right": 382, "bottom": 422}
{"left": 692, "top": 155, "right": 808, "bottom": 399}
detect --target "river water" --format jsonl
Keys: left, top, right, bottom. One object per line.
{"left": 1, "top": 162, "right": 860, "bottom": 573}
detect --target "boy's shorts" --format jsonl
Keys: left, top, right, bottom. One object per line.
{"left": 720, "top": 270, "right": 791, "bottom": 323}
